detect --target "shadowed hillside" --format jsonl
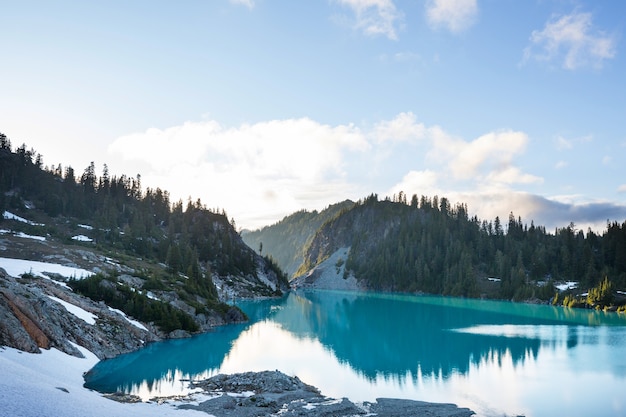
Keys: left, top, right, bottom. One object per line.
{"left": 241, "top": 200, "right": 354, "bottom": 277}
{"left": 294, "top": 193, "right": 626, "bottom": 308}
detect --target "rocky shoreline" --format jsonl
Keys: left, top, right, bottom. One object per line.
{"left": 174, "top": 370, "right": 475, "bottom": 417}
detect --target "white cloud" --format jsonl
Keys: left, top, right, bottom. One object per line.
{"left": 618, "top": 185, "right": 626, "bottom": 193}
{"left": 230, "top": 0, "right": 255, "bottom": 9}
{"left": 110, "top": 118, "right": 368, "bottom": 181}
{"left": 430, "top": 129, "right": 537, "bottom": 185}
{"left": 372, "top": 112, "right": 427, "bottom": 143}
{"left": 425, "top": 0, "right": 478, "bottom": 33}
{"left": 108, "top": 121, "right": 221, "bottom": 168}
{"left": 555, "top": 134, "right": 593, "bottom": 151}
{"left": 524, "top": 11, "right": 616, "bottom": 70}
{"left": 390, "top": 170, "right": 439, "bottom": 197}
{"left": 335, "top": 0, "right": 403, "bottom": 40}
{"left": 109, "top": 118, "right": 370, "bottom": 229}
{"left": 108, "top": 114, "right": 622, "bottom": 233}
{"left": 484, "top": 167, "right": 542, "bottom": 185}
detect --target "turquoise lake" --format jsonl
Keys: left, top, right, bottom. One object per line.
{"left": 84, "top": 290, "right": 626, "bottom": 417}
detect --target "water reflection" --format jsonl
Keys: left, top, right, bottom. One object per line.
{"left": 273, "top": 291, "right": 547, "bottom": 380}
{"left": 84, "top": 323, "right": 244, "bottom": 396}
{"left": 84, "top": 296, "right": 279, "bottom": 395}
{"left": 84, "top": 290, "right": 626, "bottom": 416}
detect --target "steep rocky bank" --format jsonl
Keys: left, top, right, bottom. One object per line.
{"left": 0, "top": 268, "right": 157, "bottom": 359}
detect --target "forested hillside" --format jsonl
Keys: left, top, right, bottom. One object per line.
{"left": 241, "top": 200, "right": 354, "bottom": 277}
{"left": 0, "top": 133, "right": 289, "bottom": 336}
{"left": 297, "top": 193, "right": 626, "bottom": 307}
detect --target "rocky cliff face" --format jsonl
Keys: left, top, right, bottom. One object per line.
{"left": 241, "top": 200, "right": 355, "bottom": 277}
{"left": 300, "top": 202, "right": 399, "bottom": 268}
{"left": 0, "top": 268, "right": 157, "bottom": 359}
{"left": 290, "top": 247, "right": 362, "bottom": 291}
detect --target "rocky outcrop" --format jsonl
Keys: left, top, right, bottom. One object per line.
{"left": 291, "top": 247, "right": 363, "bottom": 291}
{"left": 0, "top": 290, "right": 45, "bottom": 353}
{"left": 241, "top": 200, "right": 355, "bottom": 277}
{"left": 179, "top": 370, "right": 475, "bottom": 417}
{"left": 295, "top": 200, "right": 404, "bottom": 279}
{"left": 0, "top": 268, "right": 158, "bottom": 359}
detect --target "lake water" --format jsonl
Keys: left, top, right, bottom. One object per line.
{"left": 84, "top": 290, "right": 626, "bottom": 417}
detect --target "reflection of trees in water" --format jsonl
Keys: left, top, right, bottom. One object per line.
{"left": 85, "top": 291, "right": 626, "bottom": 396}
{"left": 273, "top": 291, "right": 551, "bottom": 382}
{"left": 84, "top": 298, "right": 282, "bottom": 395}
{"left": 84, "top": 324, "right": 244, "bottom": 394}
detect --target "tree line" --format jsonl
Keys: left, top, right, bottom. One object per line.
{"left": 67, "top": 273, "right": 199, "bottom": 333}
{"left": 0, "top": 134, "right": 287, "bottom": 298}
{"left": 322, "top": 193, "right": 626, "bottom": 303}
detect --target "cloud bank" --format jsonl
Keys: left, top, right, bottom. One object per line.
{"left": 108, "top": 113, "right": 626, "bottom": 231}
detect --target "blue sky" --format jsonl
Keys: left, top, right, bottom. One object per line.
{"left": 1, "top": 0, "right": 626, "bottom": 231}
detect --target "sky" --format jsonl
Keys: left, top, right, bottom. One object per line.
{"left": 1, "top": 0, "right": 626, "bottom": 232}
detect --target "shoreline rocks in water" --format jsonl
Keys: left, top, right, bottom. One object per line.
{"left": 178, "top": 370, "right": 475, "bottom": 417}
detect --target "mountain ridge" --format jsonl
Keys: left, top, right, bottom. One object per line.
{"left": 0, "top": 135, "right": 288, "bottom": 358}
{"left": 261, "top": 193, "right": 626, "bottom": 308}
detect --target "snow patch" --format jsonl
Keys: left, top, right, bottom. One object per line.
{"left": 0, "top": 257, "right": 93, "bottom": 280}
{"left": 145, "top": 291, "right": 160, "bottom": 301}
{"left": 48, "top": 295, "right": 98, "bottom": 325}
{"left": 72, "top": 235, "right": 93, "bottom": 242}
{"left": 108, "top": 306, "right": 148, "bottom": 331}
{"left": 2, "top": 210, "right": 45, "bottom": 226}
{"left": 0, "top": 229, "right": 46, "bottom": 241}
{"left": 226, "top": 390, "right": 255, "bottom": 398}
{"left": 78, "top": 224, "right": 93, "bottom": 230}
{"left": 556, "top": 281, "right": 578, "bottom": 291}
{"left": 16, "top": 231, "right": 46, "bottom": 241}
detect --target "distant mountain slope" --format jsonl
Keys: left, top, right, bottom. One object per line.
{"left": 241, "top": 200, "right": 354, "bottom": 277}
{"left": 294, "top": 194, "right": 626, "bottom": 304}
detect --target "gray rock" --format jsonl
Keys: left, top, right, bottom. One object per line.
{"left": 367, "top": 398, "right": 475, "bottom": 417}
{"left": 168, "top": 329, "right": 191, "bottom": 339}
{"left": 0, "top": 268, "right": 158, "bottom": 359}
{"left": 180, "top": 371, "right": 474, "bottom": 417}
{"left": 291, "top": 247, "right": 364, "bottom": 291}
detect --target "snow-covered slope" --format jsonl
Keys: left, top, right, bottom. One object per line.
{"left": 0, "top": 257, "right": 93, "bottom": 280}
{"left": 0, "top": 344, "right": 206, "bottom": 417}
